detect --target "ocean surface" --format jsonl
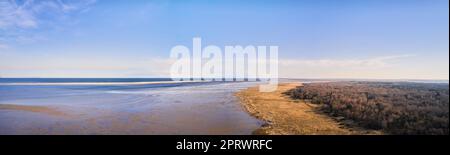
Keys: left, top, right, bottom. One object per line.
{"left": 0, "top": 78, "right": 263, "bottom": 134}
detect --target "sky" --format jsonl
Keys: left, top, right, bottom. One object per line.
{"left": 0, "top": 0, "right": 448, "bottom": 79}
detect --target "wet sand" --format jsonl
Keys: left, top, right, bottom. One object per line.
{"left": 236, "top": 83, "right": 382, "bottom": 135}
{"left": 0, "top": 82, "right": 262, "bottom": 135}
{"left": 0, "top": 104, "right": 66, "bottom": 116}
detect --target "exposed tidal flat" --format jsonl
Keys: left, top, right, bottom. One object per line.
{"left": 0, "top": 78, "right": 263, "bottom": 134}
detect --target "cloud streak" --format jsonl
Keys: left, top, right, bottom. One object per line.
{"left": 0, "top": 0, "right": 96, "bottom": 29}
{"left": 279, "top": 55, "right": 423, "bottom": 79}
{"left": 0, "top": 0, "right": 96, "bottom": 48}
{"left": 0, "top": 43, "right": 8, "bottom": 49}
{"left": 0, "top": 53, "right": 418, "bottom": 79}
{"left": 280, "top": 54, "right": 415, "bottom": 68}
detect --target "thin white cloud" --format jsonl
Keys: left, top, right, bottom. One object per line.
{"left": 0, "top": 0, "right": 96, "bottom": 29}
{"left": 3, "top": 53, "right": 445, "bottom": 79}
{"left": 0, "top": 53, "right": 175, "bottom": 78}
{"left": 0, "top": 0, "right": 37, "bottom": 29}
{"left": 0, "top": 0, "right": 96, "bottom": 49}
{"left": 278, "top": 55, "right": 423, "bottom": 79}
{"left": 0, "top": 43, "right": 9, "bottom": 51}
{"left": 280, "top": 54, "right": 415, "bottom": 68}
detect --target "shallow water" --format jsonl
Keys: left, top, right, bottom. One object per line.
{"left": 0, "top": 79, "right": 263, "bottom": 134}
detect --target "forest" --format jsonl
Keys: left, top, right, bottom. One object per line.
{"left": 286, "top": 82, "right": 449, "bottom": 135}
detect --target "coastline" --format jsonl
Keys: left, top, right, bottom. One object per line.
{"left": 235, "top": 82, "right": 382, "bottom": 135}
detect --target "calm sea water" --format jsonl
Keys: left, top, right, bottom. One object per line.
{"left": 0, "top": 78, "right": 263, "bottom": 134}
{"left": 0, "top": 78, "right": 173, "bottom": 83}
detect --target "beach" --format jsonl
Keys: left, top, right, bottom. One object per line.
{"left": 0, "top": 79, "right": 385, "bottom": 135}
{"left": 236, "top": 82, "right": 382, "bottom": 135}
{"left": 0, "top": 79, "right": 263, "bottom": 135}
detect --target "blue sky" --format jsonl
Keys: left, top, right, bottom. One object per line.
{"left": 0, "top": 0, "right": 448, "bottom": 79}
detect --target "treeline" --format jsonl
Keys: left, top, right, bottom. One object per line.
{"left": 286, "top": 82, "right": 449, "bottom": 135}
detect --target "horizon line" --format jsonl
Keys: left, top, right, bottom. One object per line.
{"left": 0, "top": 77, "right": 448, "bottom": 81}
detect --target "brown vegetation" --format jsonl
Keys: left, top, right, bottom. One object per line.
{"left": 285, "top": 82, "right": 449, "bottom": 135}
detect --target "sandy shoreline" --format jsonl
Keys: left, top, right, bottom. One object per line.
{"left": 236, "top": 83, "right": 382, "bottom": 135}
